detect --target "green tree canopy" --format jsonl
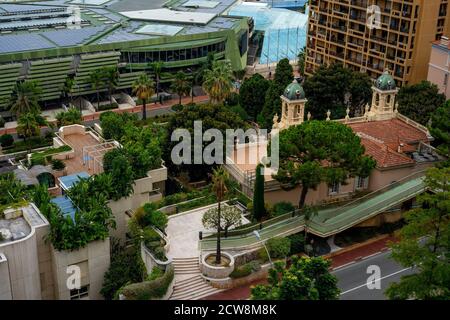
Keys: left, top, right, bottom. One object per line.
{"left": 170, "top": 71, "right": 191, "bottom": 105}
{"left": 202, "top": 205, "right": 242, "bottom": 237}
{"left": 258, "top": 58, "right": 294, "bottom": 129}
{"left": 132, "top": 73, "right": 155, "bottom": 120}
{"left": 397, "top": 80, "right": 446, "bottom": 125}
{"left": 165, "top": 103, "right": 247, "bottom": 180}
{"left": 10, "top": 80, "right": 42, "bottom": 116}
{"left": 103, "top": 148, "right": 135, "bottom": 201}
{"left": 202, "top": 60, "right": 234, "bottom": 105}
{"left": 252, "top": 163, "right": 266, "bottom": 221}
{"left": 251, "top": 256, "right": 340, "bottom": 300}
{"left": 99, "top": 111, "right": 138, "bottom": 141}
{"left": 239, "top": 74, "right": 270, "bottom": 121}
{"left": 272, "top": 120, "right": 376, "bottom": 207}
{"left": 303, "top": 64, "right": 372, "bottom": 119}
{"left": 386, "top": 167, "right": 450, "bottom": 300}
{"left": 429, "top": 100, "right": 450, "bottom": 160}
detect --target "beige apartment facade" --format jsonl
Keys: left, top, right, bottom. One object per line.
{"left": 427, "top": 35, "right": 450, "bottom": 98}
{"left": 306, "top": 0, "right": 450, "bottom": 86}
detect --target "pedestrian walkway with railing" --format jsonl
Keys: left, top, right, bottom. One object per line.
{"left": 199, "top": 171, "right": 427, "bottom": 251}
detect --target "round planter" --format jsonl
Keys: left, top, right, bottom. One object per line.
{"left": 200, "top": 252, "right": 235, "bottom": 279}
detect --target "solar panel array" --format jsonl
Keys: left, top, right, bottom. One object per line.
{"left": 41, "top": 25, "right": 108, "bottom": 46}
{"left": 0, "top": 17, "right": 87, "bottom": 31}
{"left": 0, "top": 33, "right": 54, "bottom": 53}
{"left": 0, "top": 4, "right": 65, "bottom": 15}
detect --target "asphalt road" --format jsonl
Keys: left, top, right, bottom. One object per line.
{"left": 333, "top": 250, "right": 415, "bottom": 300}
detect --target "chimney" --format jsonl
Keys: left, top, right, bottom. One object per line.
{"left": 441, "top": 36, "right": 449, "bottom": 47}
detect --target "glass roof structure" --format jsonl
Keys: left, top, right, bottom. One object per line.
{"left": 259, "top": 0, "right": 307, "bottom": 9}
{"left": 135, "top": 24, "right": 183, "bottom": 36}
{"left": 58, "top": 171, "right": 90, "bottom": 191}
{"left": 51, "top": 196, "right": 77, "bottom": 222}
{"left": 228, "top": 2, "right": 307, "bottom": 64}
{"left": 119, "top": 8, "right": 217, "bottom": 25}
{"left": 182, "top": 0, "right": 220, "bottom": 8}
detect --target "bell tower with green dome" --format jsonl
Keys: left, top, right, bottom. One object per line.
{"left": 368, "top": 70, "right": 399, "bottom": 121}
{"left": 273, "top": 80, "right": 307, "bottom": 131}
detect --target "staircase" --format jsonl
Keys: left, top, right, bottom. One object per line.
{"left": 169, "top": 257, "right": 223, "bottom": 300}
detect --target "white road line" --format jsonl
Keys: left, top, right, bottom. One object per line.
{"left": 340, "top": 267, "right": 411, "bottom": 295}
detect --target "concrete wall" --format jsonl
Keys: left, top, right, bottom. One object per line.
{"left": 0, "top": 253, "right": 12, "bottom": 299}
{"left": 51, "top": 238, "right": 110, "bottom": 300}
{"left": 0, "top": 228, "right": 42, "bottom": 299}
{"left": 264, "top": 175, "right": 365, "bottom": 206}
{"left": 428, "top": 43, "right": 450, "bottom": 99}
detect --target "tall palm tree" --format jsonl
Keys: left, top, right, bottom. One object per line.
{"left": 149, "top": 61, "right": 164, "bottom": 102}
{"left": 170, "top": 71, "right": 191, "bottom": 105}
{"left": 62, "top": 77, "right": 75, "bottom": 109}
{"left": 202, "top": 60, "right": 234, "bottom": 105}
{"left": 16, "top": 113, "right": 40, "bottom": 153}
{"left": 103, "top": 67, "right": 119, "bottom": 106}
{"left": 10, "top": 80, "right": 42, "bottom": 116}
{"left": 211, "top": 167, "right": 229, "bottom": 264}
{"left": 132, "top": 73, "right": 155, "bottom": 120}
{"left": 89, "top": 69, "right": 104, "bottom": 110}
{"left": 192, "top": 53, "right": 215, "bottom": 103}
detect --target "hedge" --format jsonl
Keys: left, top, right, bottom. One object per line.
{"left": 230, "top": 261, "right": 261, "bottom": 279}
{"left": 120, "top": 265, "right": 174, "bottom": 300}
{"left": 2, "top": 137, "right": 53, "bottom": 154}
{"left": 30, "top": 145, "right": 72, "bottom": 166}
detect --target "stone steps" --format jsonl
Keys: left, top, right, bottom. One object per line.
{"left": 170, "top": 275, "right": 223, "bottom": 300}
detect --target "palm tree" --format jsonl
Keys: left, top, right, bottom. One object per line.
{"left": 10, "top": 80, "right": 42, "bottom": 116}
{"left": 132, "top": 73, "right": 155, "bottom": 120}
{"left": 211, "top": 167, "right": 229, "bottom": 265}
{"left": 16, "top": 113, "right": 40, "bottom": 153}
{"left": 170, "top": 71, "right": 191, "bottom": 105}
{"left": 103, "top": 67, "right": 119, "bottom": 106}
{"left": 89, "top": 69, "right": 104, "bottom": 110}
{"left": 62, "top": 77, "right": 75, "bottom": 109}
{"left": 149, "top": 61, "right": 164, "bottom": 102}
{"left": 192, "top": 53, "right": 215, "bottom": 103}
{"left": 202, "top": 60, "right": 234, "bottom": 105}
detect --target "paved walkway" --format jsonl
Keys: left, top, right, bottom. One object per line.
{"left": 201, "top": 235, "right": 398, "bottom": 300}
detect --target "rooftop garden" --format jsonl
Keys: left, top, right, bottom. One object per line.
{"left": 32, "top": 176, "right": 115, "bottom": 251}
{"left": 0, "top": 173, "right": 28, "bottom": 213}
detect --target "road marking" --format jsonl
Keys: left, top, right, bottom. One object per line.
{"left": 332, "top": 250, "right": 391, "bottom": 272}
{"left": 340, "top": 267, "right": 411, "bottom": 295}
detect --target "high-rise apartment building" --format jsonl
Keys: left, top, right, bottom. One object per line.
{"left": 305, "top": 0, "right": 450, "bottom": 86}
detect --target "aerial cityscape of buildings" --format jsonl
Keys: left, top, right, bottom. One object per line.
{"left": 0, "top": 0, "right": 449, "bottom": 305}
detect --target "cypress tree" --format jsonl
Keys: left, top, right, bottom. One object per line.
{"left": 253, "top": 163, "right": 266, "bottom": 221}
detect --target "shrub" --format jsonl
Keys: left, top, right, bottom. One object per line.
{"left": 51, "top": 159, "right": 66, "bottom": 171}
{"left": 143, "top": 203, "right": 168, "bottom": 231}
{"left": 120, "top": 265, "right": 174, "bottom": 300}
{"left": 171, "top": 104, "right": 184, "bottom": 112}
{"left": 257, "top": 248, "right": 269, "bottom": 263}
{"left": 267, "top": 237, "right": 291, "bottom": 259}
{"left": 230, "top": 105, "right": 249, "bottom": 121}
{"left": 272, "top": 202, "right": 295, "bottom": 217}
{"left": 0, "top": 116, "right": 5, "bottom": 128}
{"left": 230, "top": 261, "right": 261, "bottom": 279}
{"left": 0, "top": 134, "right": 14, "bottom": 148}
{"left": 101, "top": 241, "right": 146, "bottom": 300}
{"left": 142, "top": 227, "right": 167, "bottom": 261}
{"left": 147, "top": 266, "right": 164, "bottom": 281}
{"left": 288, "top": 233, "right": 305, "bottom": 255}
{"left": 225, "top": 92, "right": 240, "bottom": 106}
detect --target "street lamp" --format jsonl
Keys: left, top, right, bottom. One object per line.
{"left": 253, "top": 230, "right": 273, "bottom": 266}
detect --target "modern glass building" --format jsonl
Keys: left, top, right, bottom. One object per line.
{"left": 228, "top": 2, "right": 307, "bottom": 65}
{"left": 0, "top": 0, "right": 250, "bottom": 115}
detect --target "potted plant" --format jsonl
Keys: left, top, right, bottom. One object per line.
{"left": 51, "top": 159, "right": 66, "bottom": 176}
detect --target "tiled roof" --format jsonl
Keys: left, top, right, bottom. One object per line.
{"left": 348, "top": 118, "right": 430, "bottom": 168}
